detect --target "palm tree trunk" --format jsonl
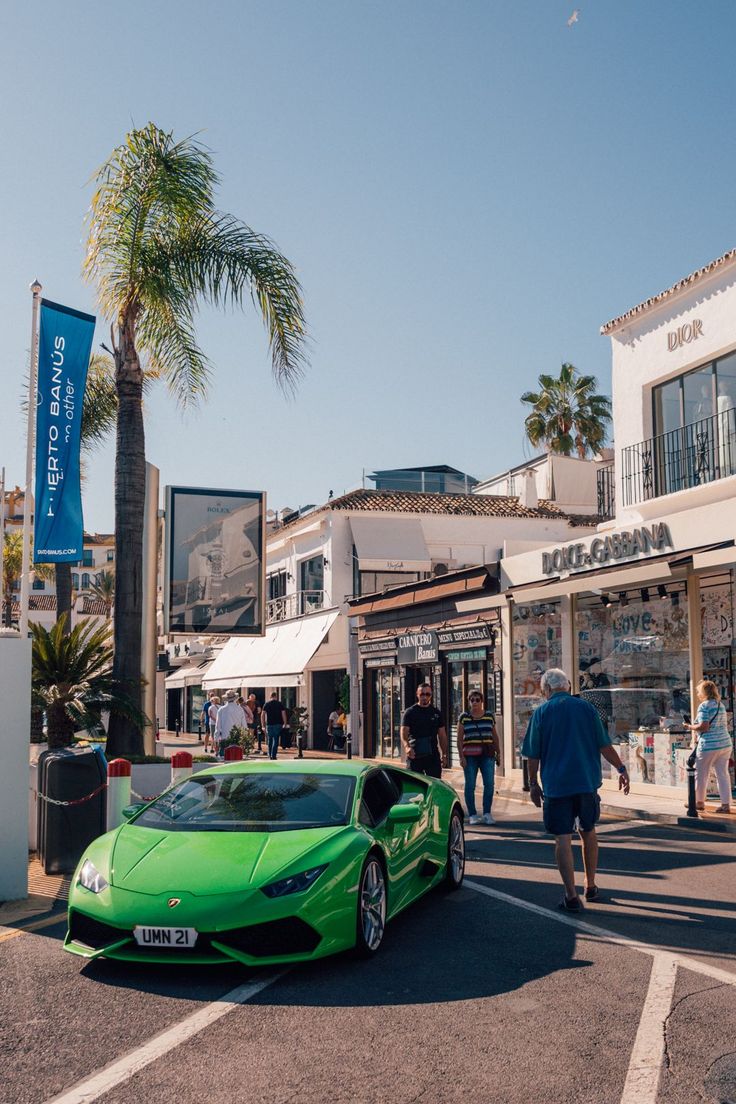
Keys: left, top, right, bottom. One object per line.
{"left": 106, "top": 314, "right": 146, "bottom": 758}
{"left": 55, "top": 562, "right": 73, "bottom": 633}
{"left": 46, "top": 698, "right": 75, "bottom": 749}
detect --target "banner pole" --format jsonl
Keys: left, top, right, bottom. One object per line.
{"left": 20, "top": 280, "right": 42, "bottom": 637}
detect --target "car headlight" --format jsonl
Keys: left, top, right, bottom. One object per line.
{"left": 261, "top": 865, "right": 327, "bottom": 898}
{"left": 78, "top": 859, "right": 109, "bottom": 894}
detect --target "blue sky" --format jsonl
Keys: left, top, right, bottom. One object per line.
{"left": 2, "top": 1, "right": 734, "bottom": 530}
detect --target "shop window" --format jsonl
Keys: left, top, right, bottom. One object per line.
{"left": 576, "top": 587, "right": 690, "bottom": 788}
{"left": 512, "top": 602, "right": 562, "bottom": 767}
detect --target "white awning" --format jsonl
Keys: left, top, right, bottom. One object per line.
{"left": 350, "top": 516, "right": 431, "bottom": 572}
{"left": 165, "top": 659, "right": 213, "bottom": 690}
{"left": 202, "top": 610, "right": 340, "bottom": 690}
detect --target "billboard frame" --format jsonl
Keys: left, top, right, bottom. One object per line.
{"left": 164, "top": 485, "right": 266, "bottom": 637}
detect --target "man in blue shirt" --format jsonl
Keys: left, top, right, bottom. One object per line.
{"left": 522, "top": 668, "right": 630, "bottom": 912}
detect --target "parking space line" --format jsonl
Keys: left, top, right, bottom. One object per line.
{"left": 619, "top": 954, "right": 678, "bottom": 1104}
{"left": 44, "top": 972, "right": 283, "bottom": 1104}
{"left": 463, "top": 879, "right": 736, "bottom": 985}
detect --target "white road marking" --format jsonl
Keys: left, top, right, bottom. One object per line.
{"left": 44, "top": 972, "right": 283, "bottom": 1104}
{"left": 463, "top": 879, "right": 736, "bottom": 985}
{"left": 619, "top": 954, "right": 678, "bottom": 1104}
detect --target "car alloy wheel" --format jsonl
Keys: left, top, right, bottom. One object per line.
{"left": 445, "top": 809, "right": 465, "bottom": 889}
{"left": 357, "top": 856, "right": 387, "bottom": 955}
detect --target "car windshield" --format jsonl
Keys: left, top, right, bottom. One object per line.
{"left": 131, "top": 772, "right": 356, "bottom": 833}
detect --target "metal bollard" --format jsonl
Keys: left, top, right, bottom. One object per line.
{"left": 198, "top": 723, "right": 202, "bottom": 742}
{"left": 685, "top": 759, "right": 699, "bottom": 818}
{"left": 346, "top": 732, "right": 352, "bottom": 760}
{"left": 297, "top": 731, "right": 304, "bottom": 759}
{"left": 175, "top": 719, "right": 181, "bottom": 737}
{"left": 522, "top": 758, "right": 530, "bottom": 792}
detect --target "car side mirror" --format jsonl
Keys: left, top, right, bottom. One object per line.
{"left": 388, "top": 802, "right": 421, "bottom": 825}
{"left": 122, "top": 803, "right": 147, "bottom": 821}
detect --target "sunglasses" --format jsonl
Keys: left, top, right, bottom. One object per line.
{"left": 469, "top": 695, "right": 482, "bottom": 702}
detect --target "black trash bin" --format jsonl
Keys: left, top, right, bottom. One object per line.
{"left": 38, "top": 745, "right": 107, "bottom": 874}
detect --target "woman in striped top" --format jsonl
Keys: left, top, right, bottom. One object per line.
{"left": 685, "top": 680, "right": 732, "bottom": 813}
{"left": 457, "top": 690, "right": 499, "bottom": 825}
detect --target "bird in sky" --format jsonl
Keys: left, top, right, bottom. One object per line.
{"left": 567, "top": 8, "right": 580, "bottom": 26}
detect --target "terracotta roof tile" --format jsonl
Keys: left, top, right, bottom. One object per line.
{"left": 275, "top": 488, "right": 586, "bottom": 531}
{"left": 601, "top": 247, "right": 736, "bottom": 335}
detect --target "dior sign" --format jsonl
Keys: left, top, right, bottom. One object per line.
{"left": 667, "top": 319, "right": 703, "bottom": 351}
{"left": 542, "top": 522, "right": 673, "bottom": 576}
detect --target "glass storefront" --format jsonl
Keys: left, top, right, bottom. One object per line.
{"left": 372, "top": 666, "right": 403, "bottom": 758}
{"left": 510, "top": 573, "right": 735, "bottom": 794}
{"left": 577, "top": 588, "right": 691, "bottom": 787}
{"left": 512, "top": 602, "right": 562, "bottom": 765}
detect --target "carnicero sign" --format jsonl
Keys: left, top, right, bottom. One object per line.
{"left": 542, "top": 523, "right": 673, "bottom": 577}
{"left": 397, "top": 630, "right": 439, "bottom": 665}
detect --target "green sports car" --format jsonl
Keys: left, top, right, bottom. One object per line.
{"left": 64, "top": 759, "right": 465, "bottom": 965}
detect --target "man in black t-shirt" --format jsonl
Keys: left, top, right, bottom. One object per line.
{"left": 400, "top": 683, "right": 448, "bottom": 778}
{"left": 262, "top": 692, "right": 288, "bottom": 760}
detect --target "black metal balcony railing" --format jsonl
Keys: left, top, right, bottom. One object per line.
{"left": 621, "top": 406, "right": 736, "bottom": 507}
{"left": 596, "top": 464, "right": 615, "bottom": 519}
{"left": 266, "top": 590, "right": 327, "bottom": 624}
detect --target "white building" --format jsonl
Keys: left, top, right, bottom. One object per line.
{"left": 499, "top": 248, "right": 736, "bottom": 800}
{"left": 202, "top": 486, "right": 599, "bottom": 750}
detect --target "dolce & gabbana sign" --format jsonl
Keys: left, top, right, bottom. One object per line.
{"left": 397, "top": 630, "right": 439, "bottom": 665}
{"left": 542, "top": 522, "right": 673, "bottom": 577}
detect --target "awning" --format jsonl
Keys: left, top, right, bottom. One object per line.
{"left": 164, "top": 659, "right": 213, "bottom": 690}
{"left": 202, "top": 610, "right": 339, "bottom": 690}
{"left": 350, "top": 516, "right": 431, "bottom": 573}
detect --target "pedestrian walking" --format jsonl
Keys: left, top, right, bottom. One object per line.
{"left": 246, "top": 693, "right": 263, "bottom": 754}
{"left": 457, "top": 690, "right": 499, "bottom": 825}
{"left": 684, "top": 680, "right": 732, "bottom": 813}
{"left": 400, "top": 683, "right": 448, "bottom": 778}
{"left": 521, "top": 667, "right": 630, "bottom": 912}
{"left": 201, "top": 693, "right": 216, "bottom": 751}
{"left": 206, "top": 695, "right": 221, "bottom": 754}
{"left": 262, "top": 691, "right": 288, "bottom": 760}
{"left": 214, "top": 690, "right": 247, "bottom": 758}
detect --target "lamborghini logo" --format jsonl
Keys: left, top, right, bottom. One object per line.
{"left": 167, "top": 898, "right": 181, "bottom": 908}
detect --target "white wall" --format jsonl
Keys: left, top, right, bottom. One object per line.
{"left": 609, "top": 258, "right": 736, "bottom": 516}
{"left": 0, "top": 633, "right": 31, "bottom": 899}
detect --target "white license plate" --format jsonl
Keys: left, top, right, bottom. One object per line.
{"left": 133, "top": 926, "right": 198, "bottom": 949}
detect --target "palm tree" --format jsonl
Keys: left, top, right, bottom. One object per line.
{"left": 521, "top": 362, "right": 611, "bottom": 459}
{"left": 31, "top": 615, "right": 145, "bottom": 749}
{"left": 89, "top": 569, "right": 115, "bottom": 618}
{"left": 2, "top": 530, "right": 23, "bottom": 627}
{"left": 84, "top": 124, "right": 308, "bottom": 757}
{"left": 3, "top": 530, "right": 57, "bottom": 626}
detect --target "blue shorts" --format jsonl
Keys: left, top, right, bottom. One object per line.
{"left": 543, "top": 792, "right": 600, "bottom": 836}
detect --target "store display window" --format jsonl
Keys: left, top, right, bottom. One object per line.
{"left": 576, "top": 586, "right": 691, "bottom": 788}
{"left": 512, "top": 602, "right": 562, "bottom": 766}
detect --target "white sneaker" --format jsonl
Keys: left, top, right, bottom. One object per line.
{"left": 468, "top": 814, "right": 482, "bottom": 825}
{"left": 482, "top": 814, "right": 495, "bottom": 825}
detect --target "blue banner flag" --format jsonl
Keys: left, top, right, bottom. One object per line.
{"left": 33, "top": 299, "right": 95, "bottom": 562}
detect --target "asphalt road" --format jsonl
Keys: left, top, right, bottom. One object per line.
{"left": 2, "top": 798, "right": 735, "bottom": 1104}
